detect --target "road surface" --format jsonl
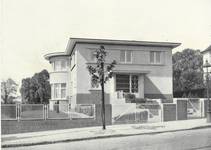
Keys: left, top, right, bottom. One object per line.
{"left": 3, "top": 128, "right": 211, "bottom": 150}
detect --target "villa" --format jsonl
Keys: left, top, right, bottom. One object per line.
{"left": 44, "top": 38, "right": 181, "bottom": 110}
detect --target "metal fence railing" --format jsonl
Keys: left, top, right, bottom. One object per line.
{"left": 1, "top": 104, "right": 17, "bottom": 120}
{"left": 1, "top": 104, "right": 96, "bottom": 121}
{"left": 20, "top": 104, "right": 45, "bottom": 120}
{"left": 47, "top": 104, "right": 70, "bottom": 119}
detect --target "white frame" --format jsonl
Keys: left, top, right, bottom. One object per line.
{"left": 115, "top": 74, "right": 138, "bottom": 93}
{"left": 150, "top": 51, "right": 162, "bottom": 64}
{"left": 52, "top": 83, "right": 67, "bottom": 100}
{"left": 19, "top": 104, "right": 45, "bottom": 120}
{"left": 120, "top": 50, "right": 132, "bottom": 63}
{"left": 52, "top": 60, "right": 68, "bottom": 72}
{"left": 46, "top": 104, "right": 69, "bottom": 120}
{"left": 1, "top": 104, "right": 18, "bottom": 121}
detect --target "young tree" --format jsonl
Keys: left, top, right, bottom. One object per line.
{"left": 87, "top": 45, "right": 116, "bottom": 130}
{"left": 1, "top": 78, "right": 18, "bottom": 104}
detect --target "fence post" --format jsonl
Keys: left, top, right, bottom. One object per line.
{"left": 17, "top": 104, "right": 20, "bottom": 122}
{"left": 44, "top": 104, "right": 47, "bottom": 120}
{"left": 69, "top": 103, "right": 72, "bottom": 120}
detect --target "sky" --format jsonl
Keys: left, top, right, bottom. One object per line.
{"left": 0, "top": 0, "right": 211, "bottom": 86}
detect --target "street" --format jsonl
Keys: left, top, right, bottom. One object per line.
{"left": 3, "top": 128, "right": 211, "bottom": 150}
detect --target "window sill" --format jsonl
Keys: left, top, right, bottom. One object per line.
{"left": 149, "top": 63, "right": 164, "bottom": 66}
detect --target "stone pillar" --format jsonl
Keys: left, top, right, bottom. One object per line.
{"left": 138, "top": 75, "right": 144, "bottom": 98}
{"left": 177, "top": 99, "right": 187, "bottom": 120}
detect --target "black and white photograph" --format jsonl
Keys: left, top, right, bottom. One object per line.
{"left": 1, "top": 0, "right": 211, "bottom": 149}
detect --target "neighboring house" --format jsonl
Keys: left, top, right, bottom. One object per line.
{"left": 202, "top": 45, "right": 211, "bottom": 77}
{"left": 44, "top": 38, "right": 181, "bottom": 109}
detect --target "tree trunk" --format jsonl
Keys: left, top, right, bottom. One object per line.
{"left": 101, "top": 62, "right": 106, "bottom": 130}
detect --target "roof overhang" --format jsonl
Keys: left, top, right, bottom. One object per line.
{"left": 113, "top": 70, "right": 150, "bottom": 74}
{"left": 44, "top": 52, "right": 68, "bottom": 60}
{"left": 201, "top": 45, "right": 211, "bottom": 54}
{"left": 65, "top": 37, "right": 181, "bottom": 56}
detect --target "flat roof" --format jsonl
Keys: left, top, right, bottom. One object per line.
{"left": 44, "top": 37, "right": 181, "bottom": 60}
{"left": 65, "top": 37, "right": 181, "bottom": 56}
{"left": 44, "top": 52, "right": 67, "bottom": 60}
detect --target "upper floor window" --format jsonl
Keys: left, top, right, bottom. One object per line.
{"left": 52, "top": 60, "right": 67, "bottom": 71}
{"left": 61, "top": 60, "right": 67, "bottom": 71}
{"left": 150, "top": 51, "right": 161, "bottom": 64}
{"left": 120, "top": 50, "right": 132, "bottom": 63}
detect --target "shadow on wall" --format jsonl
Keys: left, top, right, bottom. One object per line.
{"left": 144, "top": 76, "right": 173, "bottom": 103}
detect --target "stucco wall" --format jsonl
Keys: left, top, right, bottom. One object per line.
{"left": 74, "top": 43, "right": 173, "bottom": 102}
{"left": 48, "top": 56, "right": 71, "bottom": 101}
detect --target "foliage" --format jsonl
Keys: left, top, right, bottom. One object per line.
{"left": 87, "top": 45, "right": 116, "bottom": 86}
{"left": 1, "top": 78, "right": 18, "bottom": 104}
{"left": 20, "top": 69, "right": 51, "bottom": 104}
{"left": 172, "top": 49, "right": 204, "bottom": 93}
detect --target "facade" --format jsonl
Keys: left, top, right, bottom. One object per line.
{"left": 44, "top": 38, "right": 181, "bottom": 108}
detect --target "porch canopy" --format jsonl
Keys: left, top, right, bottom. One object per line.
{"left": 112, "top": 70, "right": 150, "bottom": 74}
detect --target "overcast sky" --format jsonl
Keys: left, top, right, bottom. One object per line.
{"left": 1, "top": 0, "right": 211, "bottom": 86}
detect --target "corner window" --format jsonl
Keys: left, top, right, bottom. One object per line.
{"left": 53, "top": 60, "right": 67, "bottom": 71}
{"left": 150, "top": 51, "right": 161, "bottom": 64}
{"left": 61, "top": 83, "right": 66, "bottom": 98}
{"left": 120, "top": 50, "right": 132, "bottom": 63}
{"left": 61, "top": 60, "right": 67, "bottom": 71}
{"left": 52, "top": 83, "right": 66, "bottom": 99}
{"left": 54, "top": 61, "right": 60, "bottom": 71}
{"left": 116, "top": 74, "right": 138, "bottom": 93}
{"left": 54, "top": 83, "right": 60, "bottom": 99}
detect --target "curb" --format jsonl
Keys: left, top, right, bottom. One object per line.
{"left": 2, "top": 125, "right": 211, "bottom": 148}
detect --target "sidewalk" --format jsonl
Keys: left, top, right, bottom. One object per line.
{"left": 2, "top": 119, "right": 211, "bottom": 148}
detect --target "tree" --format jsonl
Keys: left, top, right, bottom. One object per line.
{"left": 172, "top": 49, "right": 204, "bottom": 95}
{"left": 20, "top": 69, "right": 51, "bottom": 104}
{"left": 87, "top": 45, "right": 116, "bottom": 130}
{"left": 1, "top": 78, "right": 18, "bottom": 104}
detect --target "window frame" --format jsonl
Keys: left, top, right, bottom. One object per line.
{"left": 115, "top": 74, "right": 138, "bottom": 93}
{"left": 52, "top": 60, "right": 67, "bottom": 72}
{"left": 120, "top": 50, "right": 132, "bottom": 64}
{"left": 150, "top": 51, "right": 162, "bottom": 64}
{"left": 52, "top": 83, "right": 67, "bottom": 99}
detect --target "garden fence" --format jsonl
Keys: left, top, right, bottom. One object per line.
{"left": 1, "top": 104, "right": 95, "bottom": 121}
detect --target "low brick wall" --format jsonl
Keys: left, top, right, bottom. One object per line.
{"left": 1, "top": 104, "right": 112, "bottom": 135}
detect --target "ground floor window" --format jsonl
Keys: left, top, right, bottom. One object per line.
{"left": 116, "top": 74, "right": 138, "bottom": 93}
{"left": 51, "top": 83, "right": 67, "bottom": 99}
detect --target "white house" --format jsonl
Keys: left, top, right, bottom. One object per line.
{"left": 44, "top": 38, "right": 181, "bottom": 110}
